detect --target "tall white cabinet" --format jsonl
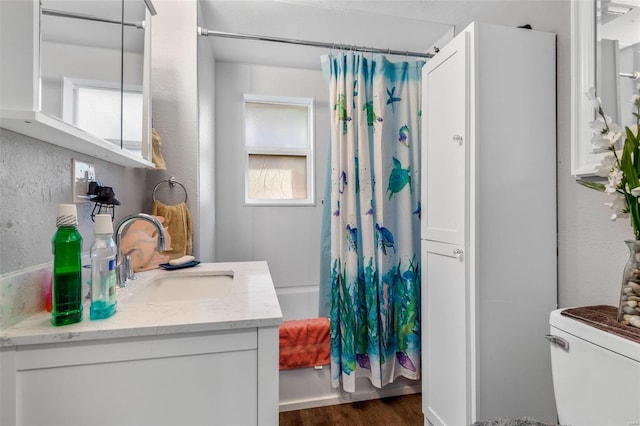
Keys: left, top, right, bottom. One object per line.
{"left": 420, "top": 23, "right": 557, "bottom": 425}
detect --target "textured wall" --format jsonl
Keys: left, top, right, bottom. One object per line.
{"left": 144, "top": 0, "right": 201, "bottom": 258}
{"left": 0, "top": 129, "right": 145, "bottom": 274}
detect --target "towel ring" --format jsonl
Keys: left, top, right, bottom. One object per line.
{"left": 152, "top": 176, "right": 188, "bottom": 203}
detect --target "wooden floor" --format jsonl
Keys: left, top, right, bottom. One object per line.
{"left": 279, "top": 393, "right": 423, "bottom": 426}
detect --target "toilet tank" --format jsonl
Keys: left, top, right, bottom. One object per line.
{"left": 548, "top": 309, "right": 640, "bottom": 426}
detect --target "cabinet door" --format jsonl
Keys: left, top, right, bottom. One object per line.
{"left": 422, "top": 240, "right": 469, "bottom": 426}
{"left": 421, "top": 33, "right": 467, "bottom": 245}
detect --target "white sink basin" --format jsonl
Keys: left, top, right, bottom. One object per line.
{"left": 121, "top": 269, "right": 234, "bottom": 304}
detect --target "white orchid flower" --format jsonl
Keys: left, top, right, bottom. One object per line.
{"left": 580, "top": 87, "right": 640, "bottom": 239}
{"left": 586, "top": 88, "right": 603, "bottom": 111}
{"left": 605, "top": 195, "right": 629, "bottom": 221}
{"left": 589, "top": 115, "right": 618, "bottom": 134}
{"left": 605, "top": 168, "right": 623, "bottom": 194}
{"left": 590, "top": 116, "right": 608, "bottom": 133}
{"left": 591, "top": 130, "right": 622, "bottom": 152}
{"left": 605, "top": 194, "right": 627, "bottom": 210}
{"left": 606, "top": 129, "right": 623, "bottom": 146}
{"left": 590, "top": 112, "right": 623, "bottom": 153}
{"left": 595, "top": 154, "right": 618, "bottom": 177}
{"left": 609, "top": 121, "right": 623, "bottom": 134}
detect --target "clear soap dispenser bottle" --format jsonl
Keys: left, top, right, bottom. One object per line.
{"left": 51, "top": 204, "right": 83, "bottom": 326}
{"left": 90, "top": 214, "right": 117, "bottom": 320}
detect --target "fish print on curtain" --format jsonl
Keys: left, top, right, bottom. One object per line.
{"left": 321, "top": 53, "right": 423, "bottom": 392}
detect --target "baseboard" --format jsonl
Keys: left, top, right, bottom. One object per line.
{"left": 279, "top": 382, "right": 421, "bottom": 412}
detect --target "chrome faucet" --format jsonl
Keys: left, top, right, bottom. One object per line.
{"left": 114, "top": 213, "right": 169, "bottom": 287}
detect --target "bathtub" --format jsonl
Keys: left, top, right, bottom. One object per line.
{"left": 276, "top": 286, "right": 421, "bottom": 412}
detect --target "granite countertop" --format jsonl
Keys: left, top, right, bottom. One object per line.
{"left": 0, "top": 261, "right": 282, "bottom": 347}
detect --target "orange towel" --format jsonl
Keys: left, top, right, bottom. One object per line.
{"left": 118, "top": 215, "right": 171, "bottom": 272}
{"left": 279, "top": 317, "right": 330, "bottom": 370}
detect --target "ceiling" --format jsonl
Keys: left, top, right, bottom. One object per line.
{"left": 42, "top": 1, "right": 637, "bottom": 73}
{"left": 197, "top": 1, "right": 456, "bottom": 70}
{"left": 599, "top": 0, "right": 640, "bottom": 47}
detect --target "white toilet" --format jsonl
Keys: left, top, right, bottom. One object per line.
{"left": 548, "top": 308, "right": 640, "bottom": 425}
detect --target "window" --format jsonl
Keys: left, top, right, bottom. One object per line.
{"left": 62, "top": 78, "right": 143, "bottom": 154}
{"left": 243, "top": 94, "right": 315, "bottom": 205}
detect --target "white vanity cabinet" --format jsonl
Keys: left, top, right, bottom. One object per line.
{"left": 0, "top": 0, "right": 154, "bottom": 168}
{"left": 0, "top": 261, "right": 282, "bottom": 426}
{"left": 420, "top": 23, "right": 557, "bottom": 425}
{"left": 1, "top": 327, "right": 278, "bottom": 426}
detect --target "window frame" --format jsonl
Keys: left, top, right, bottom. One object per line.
{"left": 242, "top": 94, "right": 315, "bottom": 206}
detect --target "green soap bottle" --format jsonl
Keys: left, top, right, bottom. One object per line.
{"left": 51, "top": 204, "right": 83, "bottom": 326}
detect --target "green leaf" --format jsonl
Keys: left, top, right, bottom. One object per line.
{"left": 576, "top": 179, "right": 606, "bottom": 192}
{"left": 627, "top": 126, "right": 639, "bottom": 145}
{"left": 626, "top": 126, "right": 640, "bottom": 175}
{"left": 626, "top": 192, "right": 640, "bottom": 240}
{"left": 621, "top": 138, "right": 640, "bottom": 189}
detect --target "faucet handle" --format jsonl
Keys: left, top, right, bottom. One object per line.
{"left": 117, "top": 249, "right": 138, "bottom": 288}
{"left": 123, "top": 254, "right": 137, "bottom": 282}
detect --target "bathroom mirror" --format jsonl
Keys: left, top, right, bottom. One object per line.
{"left": 597, "top": 0, "right": 639, "bottom": 132}
{"left": 571, "top": 0, "right": 640, "bottom": 176}
{"left": 40, "top": 0, "right": 151, "bottom": 159}
{"left": 123, "top": 0, "right": 150, "bottom": 158}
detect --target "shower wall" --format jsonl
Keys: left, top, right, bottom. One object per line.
{"left": 214, "top": 62, "right": 329, "bottom": 308}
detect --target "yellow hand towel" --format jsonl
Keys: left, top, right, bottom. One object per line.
{"left": 151, "top": 128, "right": 167, "bottom": 170}
{"left": 152, "top": 200, "right": 192, "bottom": 260}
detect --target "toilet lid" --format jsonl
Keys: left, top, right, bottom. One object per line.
{"left": 550, "top": 308, "right": 640, "bottom": 362}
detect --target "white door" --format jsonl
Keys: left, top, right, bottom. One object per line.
{"left": 422, "top": 240, "right": 468, "bottom": 426}
{"left": 421, "top": 33, "right": 468, "bottom": 245}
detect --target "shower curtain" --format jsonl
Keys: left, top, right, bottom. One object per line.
{"left": 320, "top": 53, "right": 423, "bottom": 392}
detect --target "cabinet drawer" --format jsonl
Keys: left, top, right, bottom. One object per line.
{"left": 16, "top": 328, "right": 257, "bottom": 370}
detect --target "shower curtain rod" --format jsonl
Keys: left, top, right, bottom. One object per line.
{"left": 198, "top": 27, "right": 434, "bottom": 59}
{"left": 42, "top": 8, "right": 143, "bottom": 29}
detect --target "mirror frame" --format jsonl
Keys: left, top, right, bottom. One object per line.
{"left": 0, "top": 0, "right": 155, "bottom": 169}
{"left": 571, "top": 0, "right": 601, "bottom": 176}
